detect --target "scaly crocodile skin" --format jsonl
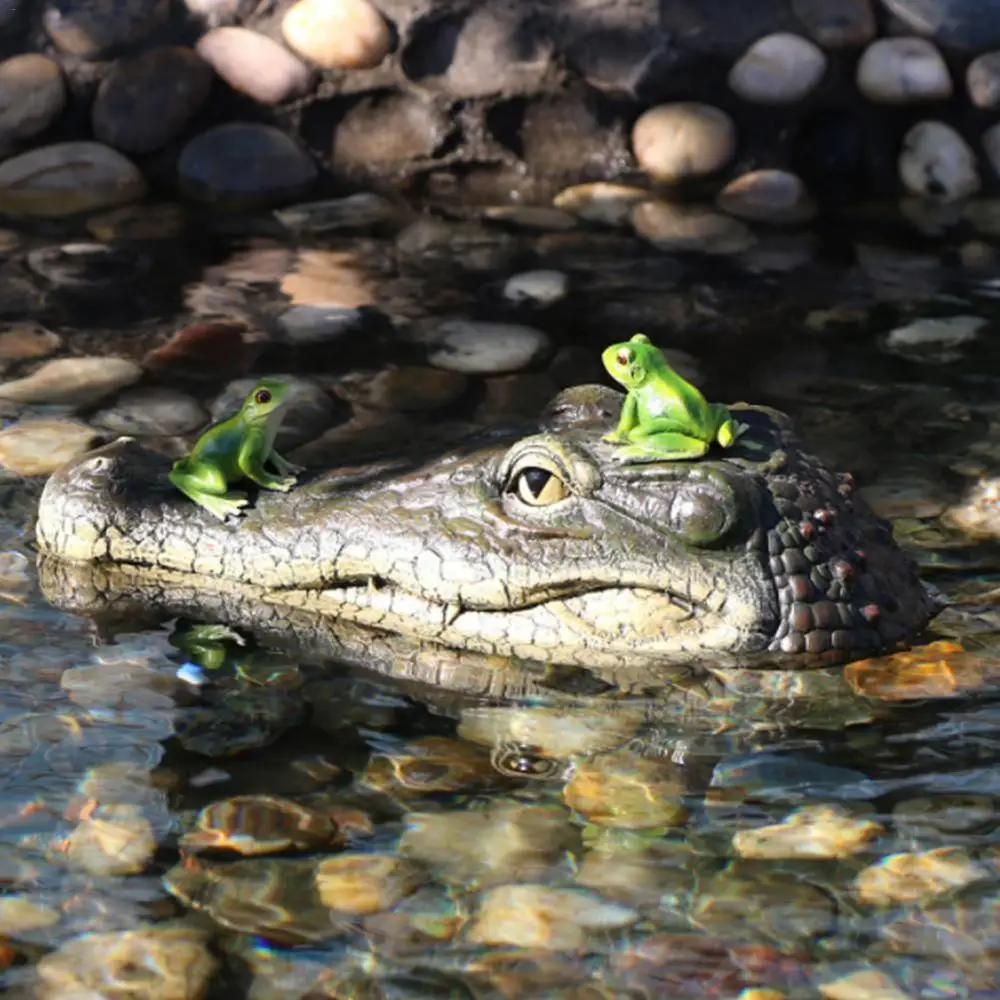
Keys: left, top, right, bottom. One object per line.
{"left": 35, "top": 386, "right": 937, "bottom": 670}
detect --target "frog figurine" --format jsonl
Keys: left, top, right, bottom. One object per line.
{"left": 601, "top": 333, "right": 747, "bottom": 461}
{"left": 168, "top": 378, "right": 303, "bottom": 521}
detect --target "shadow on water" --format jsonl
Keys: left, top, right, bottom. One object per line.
{"left": 8, "top": 199, "right": 1000, "bottom": 996}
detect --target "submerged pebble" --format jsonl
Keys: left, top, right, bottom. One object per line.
{"left": 733, "top": 804, "right": 883, "bottom": 859}
{"left": 315, "top": 854, "right": 418, "bottom": 914}
{"left": 854, "top": 846, "right": 990, "bottom": 905}
{"left": 424, "top": 319, "right": 551, "bottom": 374}
{"left": 468, "top": 884, "right": 637, "bottom": 950}
{"left": 0, "top": 356, "right": 142, "bottom": 407}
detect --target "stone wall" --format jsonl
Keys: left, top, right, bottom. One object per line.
{"left": 0, "top": 0, "right": 999, "bottom": 214}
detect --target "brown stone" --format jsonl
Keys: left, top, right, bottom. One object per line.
{"left": 0, "top": 55, "right": 65, "bottom": 146}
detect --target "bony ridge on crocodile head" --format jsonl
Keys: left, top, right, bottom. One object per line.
{"left": 601, "top": 332, "right": 747, "bottom": 463}
{"left": 167, "top": 378, "right": 304, "bottom": 523}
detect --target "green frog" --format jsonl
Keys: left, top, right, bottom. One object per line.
{"left": 168, "top": 379, "right": 302, "bottom": 521}
{"left": 602, "top": 333, "right": 746, "bottom": 460}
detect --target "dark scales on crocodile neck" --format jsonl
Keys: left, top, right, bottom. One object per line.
{"left": 34, "top": 385, "right": 937, "bottom": 675}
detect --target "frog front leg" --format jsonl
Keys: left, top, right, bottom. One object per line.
{"left": 168, "top": 459, "right": 249, "bottom": 521}
{"left": 266, "top": 447, "right": 304, "bottom": 477}
{"left": 612, "top": 417, "right": 711, "bottom": 461}
{"left": 711, "top": 404, "right": 749, "bottom": 449}
{"left": 603, "top": 392, "right": 639, "bottom": 443}
{"left": 238, "top": 436, "right": 297, "bottom": 492}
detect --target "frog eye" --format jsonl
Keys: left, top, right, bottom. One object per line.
{"left": 616, "top": 348, "right": 631, "bottom": 367}
{"left": 667, "top": 482, "right": 734, "bottom": 545}
{"left": 254, "top": 388, "right": 272, "bottom": 405}
{"left": 508, "top": 466, "right": 569, "bottom": 506}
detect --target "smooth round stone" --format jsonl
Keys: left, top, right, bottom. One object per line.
{"left": 728, "top": 32, "right": 827, "bottom": 104}
{"left": 282, "top": 0, "right": 390, "bottom": 69}
{"left": 196, "top": 27, "right": 312, "bottom": 106}
{"left": 425, "top": 320, "right": 550, "bottom": 375}
{"left": 792, "top": 0, "right": 876, "bottom": 47}
{"left": 278, "top": 305, "right": 364, "bottom": 344}
{"left": 981, "top": 122, "right": 1000, "bottom": 182}
{"left": 0, "top": 356, "right": 142, "bottom": 407}
{"left": 716, "top": 169, "right": 816, "bottom": 224}
{"left": 552, "top": 182, "right": 649, "bottom": 226}
{"left": 92, "top": 388, "right": 207, "bottom": 437}
{"left": 0, "top": 326, "right": 61, "bottom": 364}
{"left": 881, "top": 0, "right": 1000, "bottom": 50}
{"left": 884, "top": 314, "right": 985, "bottom": 355}
{"left": 503, "top": 270, "right": 569, "bottom": 307}
{"left": 315, "top": 854, "right": 417, "bottom": 914}
{"left": 43, "top": 0, "right": 171, "bottom": 58}
{"left": 92, "top": 47, "right": 213, "bottom": 154}
{"left": 0, "top": 55, "right": 65, "bottom": 146}
{"left": 732, "top": 804, "right": 882, "bottom": 860}
{"left": 856, "top": 37, "right": 952, "bottom": 103}
{"left": 0, "top": 142, "right": 146, "bottom": 218}
{"left": 899, "top": 121, "right": 979, "bottom": 201}
{"left": 967, "top": 52, "right": 1000, "bottom": 108}
{"left": 632, "top": 102, "right": 736, "bottom": 183}
{"left": 632, "top": 200, "right": 755, "bottom": 254}
{"left": 178, "top": 124, "right": 318, "bottom": 208}
{"left": 0, "top": 420, "right": 98, "bottom": 476}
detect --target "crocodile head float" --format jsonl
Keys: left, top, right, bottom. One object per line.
{"left": 35, "top": 385, "right": 937, "bottom": 680}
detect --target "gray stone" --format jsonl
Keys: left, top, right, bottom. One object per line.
{"left": 92, "top": 388, "right": 208, "bottom": 437}
{"left": 899, "top": 120, "right": 979, "bottom": 201}
{"left": 423, "top": 319, "right": 551, "bottom": 375}
{"left": 856, "top": 37, "right": 952, "bottom": 103}
{"left": 278, "top": 304, "right": 365, "bottom": 344}
{"left": 43, "top": 0, "right": 171, "bottom": 58}
{"left": 503, "top": 270, "right": 569, "bottom": 307}
{"left": 792, "top": 0, "right": 876, "bottom": 46}
{"left": 92, "top": 48, "right": 213, "bottom": 155}
{"left": 967, "top": 52, "right": 1000, "bottom": 109}
{"left": 879, "top": 0, "right": 1000, "bottom": 50}
{"left": 728, "top": 33, "right": 827, "bottom": 104}
{"left": 178, "top": 124, "right": 318, "bottom": 207}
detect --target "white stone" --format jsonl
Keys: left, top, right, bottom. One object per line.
{"left": 282, "top": 0, "right": 391, "bottom": 70}
{"left": 631, "top": 103, "right": 736, "bottom": 183}
{"left": 503, "top": 270, "right": 569, "bottom": 307}
{"left": 0, "top": 356, "right": 142, "bottom": 407}
{"left": 856, "top": 37, "right": 952, "bottom": 103}
{"left": 967, "top": 52, "right": 1000, "bottom": 109}
{"left": 899, "top": 121, "right": 979, "bottom": 201}
{"left": 728, "top": 32, "right": 827, "bottom": 104}
{"left": 426, "top": 320, "right": 551, "bottom": 375}
{"left": 196, "top": 27, "right": 312, "bottom": 106}
{"left": 884, "top": 315, "right": 985, "bottom": 359}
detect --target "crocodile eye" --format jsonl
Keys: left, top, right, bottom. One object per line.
{"left": 616, "top": 348, "right": 631, "bottom": 367}
{"left": 668, "top": 483, "right": 730, "bottom": 544}
{"left": 254, "top": 388, "right": 272, "bottom": 405}
{"left": 511, "top": 466, "right": 568, "bottom": 506}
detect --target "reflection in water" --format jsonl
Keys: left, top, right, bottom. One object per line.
{"left": 9, "top": 211, "right": 1000, "bottom": 997}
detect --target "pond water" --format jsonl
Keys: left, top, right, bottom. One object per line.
{"left": 4, "top": 195, "right": 1000, "bottom": 998}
